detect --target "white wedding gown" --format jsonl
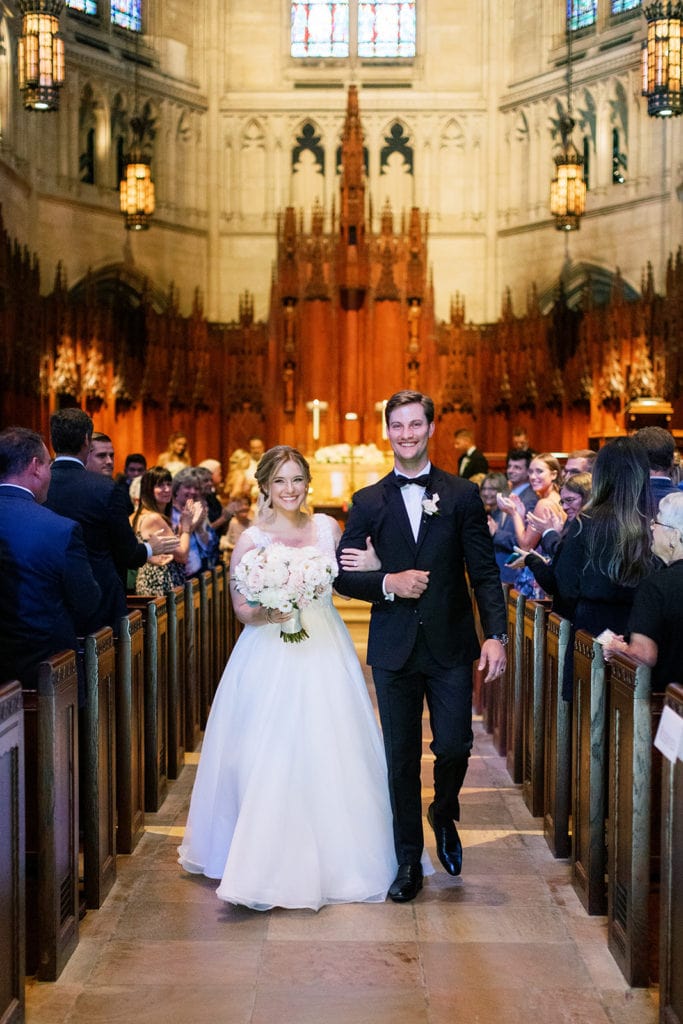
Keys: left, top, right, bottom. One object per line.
{"left": 178, "top": 514, "right": 398, "bottom": 910}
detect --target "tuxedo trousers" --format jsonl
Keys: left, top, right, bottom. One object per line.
{"left": 372, "top": 628, "right": 474, "bottom": 865}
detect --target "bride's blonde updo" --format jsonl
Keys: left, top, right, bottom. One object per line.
{"left": 255, "top": 445, "right": 312, "bottom": 520}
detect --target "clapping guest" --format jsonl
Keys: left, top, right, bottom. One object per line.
{"left": 603, "top": 492, "right": 683, "bottom": 689}
{"left": 170, "top": 468, "right": 217, "bottom": 578}
{"left": 497, "top": 453, "right": 565, "bottom": 551}
{"left": 131, "top": 468, "right": 199, "bottom": 595}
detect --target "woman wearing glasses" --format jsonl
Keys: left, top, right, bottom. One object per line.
{"left": 603, "top": 491, "right": 683, "bottom": 689}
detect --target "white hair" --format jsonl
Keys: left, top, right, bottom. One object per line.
{"left": 658, "top": 491, "right": 683, "bottom": 533}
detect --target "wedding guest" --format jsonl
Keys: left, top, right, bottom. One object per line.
{"left": 603, "top": 491, "right": 683, "bottom": 689}
{"left": 337, "top": 390, "right": 507, "bottom": 902}
{"left": 547, "top": 437, "right": 656, "bottom": 699}
{"left": 223, "top": 496, "right": 253, "bottom": 554}
{"left": 85, "top": 432, "right": 115, "bottom": 476}
{"left": 158, "top": 431, "right": 191, "bottom": 476}
{"left": 46, "top": 408, "right": 178, "bottom": 632}
{"left": 170, "top": 468, "right": 217, "bottom": 577}
{"left": 453, "top": 427, "right": 489, "bottom": 479}
{"left": 0, "top": 426, "right": 100, "bottom": 694}
{"left": 131, "top": 467, "right": 200, "bottom": 596}
{"left": 634, "top": 425, "right": 678, "bottom": 501}
{"left": 563, "top": 449, "right": 596, "bottom": 477}
{"left": 496, "top": 452, "right": 564, "bottom": 552}
{"left": 178, "top": 446, "right": 397, "bottom": 910}
{"left": 225, "top": 448, "right": 252, "bottom": 501}
{"left": 116, "top": 452, "right": 147, "bottom": 514}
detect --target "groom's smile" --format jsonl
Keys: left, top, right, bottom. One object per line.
{"left": 387, "top": 402, "right": 435, "bottom": 474}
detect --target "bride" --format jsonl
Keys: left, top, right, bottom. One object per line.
{"left": 178, "top": 445, "right": 397, "bottom": 910}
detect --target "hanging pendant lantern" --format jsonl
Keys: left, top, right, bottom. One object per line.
{"left": 119, "top": 109, "right": 156, "bottom": 231}
{"left": 17, "top": 1, "right": 65, "bottom": 111}
{"left": 550, "top": 120, "right": 587, "bottom": 231}
{"left": 641, "top": 2, "right": 683, "bottom": 117}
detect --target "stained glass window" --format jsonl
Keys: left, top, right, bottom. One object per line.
{"left": 611, "top": 0, "right": 640, "bottom": 13}
{"left": 111, "top": 0, "right": 142, "bottom": 32}
{"left": 291, "top": 1, "right": 350, "bottom": 58}
{"left": 358, "top": 1, "right": 416, "bottom": 58}
{"left": 65, "top": 0, "right": 98, "bottom": 14}
{"left": 567, "top": 0, "right": 596, "bottom": 31}
{"left": 291, "top": 1, "right": 415, "bottom": 58}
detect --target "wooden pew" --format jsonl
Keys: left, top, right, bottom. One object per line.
{"left": 659, "top": 682, "right": 683, "bottom": 1024}
{"left": 212, "top": 564, "right": 227, "bottom": 693}
{"left": 184, "top": 578, "right": 202, "bottom": 752}
{"left": 521, "top": 598, "right": 551, "bottom": 817}
{"left": 115, "top": 612, "right": 145, "bottom": 851}
{"left": 81, "top": 629, "right": 117, "bottom": 908}
{"left": 505, "top": 590, "right": 526, "bottom": 783}
{"left": 166, "top": 586, "right": 186, "bottom": 779}
{"left": 199, "top": 570, "right": 215, "bottom": 727}
{"left": 24, "top": 652, "right": 79, "bottom": 980}
{"left": 0, "top": 680, "right": 25, "bottom": 1022}
{"left": 127, "top": 596, "right": 169, "bottom": 812}
{"left": 606, "top": 655, "right": 663, "bottom": 987}
{"left": 543, "top": 614, "right": 572, "bottom": 858}
{"left": 571, "top": 631, "right": 608, "bottom": 915}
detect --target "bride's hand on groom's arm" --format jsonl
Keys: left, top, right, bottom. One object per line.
{"left": 339, "top": 536, "right": 381, "bottom": 572}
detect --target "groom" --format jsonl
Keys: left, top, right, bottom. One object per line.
{"left": 336, "top": 390, "right": 507, "bottom": 902}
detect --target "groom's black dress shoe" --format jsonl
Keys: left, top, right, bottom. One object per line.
{"left": 388, "top": 863, "right": 423, "bottom": 903}
{"left": 427, "top": 803, "right": 463, "bottom": 876}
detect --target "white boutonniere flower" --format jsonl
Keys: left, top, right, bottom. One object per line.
{"left": 422, "top": 493, "right": 440, "bottom": 516}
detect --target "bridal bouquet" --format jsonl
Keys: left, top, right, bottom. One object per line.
{"left": 232, "top": 543, "right": 338, "bottom": 643}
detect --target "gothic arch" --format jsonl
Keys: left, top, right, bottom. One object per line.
{"left": 538, "top": 262, "right": 640, "bottom": 314}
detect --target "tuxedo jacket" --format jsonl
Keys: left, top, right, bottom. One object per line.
{"left": 458, "top": 448, "right": 489, "bottom": 479}
{"left": 0, "top": 485, "right": 101, "bottom": 687}
{"left": 336, "top": 467, "right": 507, "bottom": 671}
{"left": 46, "top": 460, "right": 148, "bottom": 632}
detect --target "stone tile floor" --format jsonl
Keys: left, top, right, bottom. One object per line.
{"left": 25, "top": 608, "right": 659, "bottom": 1024}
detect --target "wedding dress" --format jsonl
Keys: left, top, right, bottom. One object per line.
{"left": 178, "top": 514, "right": 398, "bottom": 910}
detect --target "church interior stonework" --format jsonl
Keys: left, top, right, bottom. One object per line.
{"left": 0, "top": 0, "right": 681, "bottom": 467}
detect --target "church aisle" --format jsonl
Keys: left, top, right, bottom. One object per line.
{"left": 25, "top": 617, "right": 659, "bottom": 1023}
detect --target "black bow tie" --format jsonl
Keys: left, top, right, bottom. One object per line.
{"left": 393, "top": 473, "right": 430, "bottom": 488}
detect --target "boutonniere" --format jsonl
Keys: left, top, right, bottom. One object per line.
{"left": 422, "top": 492, "right": 440, "bottom": 516}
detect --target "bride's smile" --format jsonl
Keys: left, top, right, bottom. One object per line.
{"left": 269, "top": 460, "right": 308, "bottom": 516}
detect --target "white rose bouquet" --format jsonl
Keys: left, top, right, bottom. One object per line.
{"left": 232, "top": 543, "right": 338, "bottom": 643}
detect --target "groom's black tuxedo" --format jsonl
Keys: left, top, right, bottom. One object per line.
{"left": 336, "top": 465, "right": 506, "bottom": 868}
{"left": 336, "top": 467, "right": 506, "bottom": 667}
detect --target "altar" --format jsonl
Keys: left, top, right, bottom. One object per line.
{"left": 308, "top": 443, "right": 392, "bottom": 509}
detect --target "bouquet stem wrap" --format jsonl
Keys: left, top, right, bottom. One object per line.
{"left": 279, "top": 608, "right": 309, "bottom": 643}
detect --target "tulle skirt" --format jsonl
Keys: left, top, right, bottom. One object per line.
{"left": 178, "top": 600, "right": 398, "bottom": 911}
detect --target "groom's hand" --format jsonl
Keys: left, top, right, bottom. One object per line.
{"left": 385, "top": 569, "right": 430, "bottom": 599}
{"left": 478, "top": 639, "right": 507, "bottom": 683}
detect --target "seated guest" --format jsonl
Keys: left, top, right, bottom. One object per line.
{"left": 453, "top": 428, "right": 488, "bottom": 479}
{"left": 603, "top": 491, "right": 683, "bottom": 689}
{"left": 0, "top": 426, "right": 100, "bottom": 692}
{"left": 85, "top": 432, "right": 115, "bottom": 476}
{"left": 170, "top": 467, "right": 217, "bottom": 578}
{"left": 634, "top": 425, "right": 678, "bottom": 500}
{"left": 46, "top": 408, "right": 178, "bottom": 632}
{"left": 158, "top": 431, "right": 191, "bottom": 476}
{"left": 563, "top": 449, "right": 596, "bottom": 478}
{"left": 511, "top": 425, "right": 534, "bottom": 454}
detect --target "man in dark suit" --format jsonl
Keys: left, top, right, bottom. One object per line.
{"left": 0, "top": 426, "right": 100, "bottom": 689}
{"left": 634, "top": 426, "right": 678, "bottom": 502}
{"left": 453, "top": 428, "right": 489, "bottom": 479}
{"left": 45, "top": 408, "right": 178, "bottom": 633}
{"left": 337, "top": 391, "right": 507, "bottom": 902}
